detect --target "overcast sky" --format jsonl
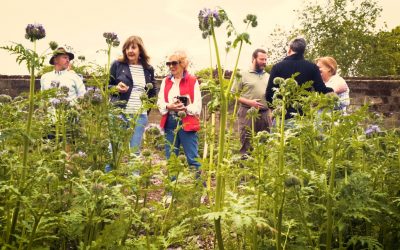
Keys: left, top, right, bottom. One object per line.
{"left": 1, "top": 0, "right": 399, "bottom": 75}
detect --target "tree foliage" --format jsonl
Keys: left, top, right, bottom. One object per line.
{"left": 295, "top": 0, "right": 389, "bottom": 76}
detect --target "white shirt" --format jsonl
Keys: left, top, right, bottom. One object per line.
{"left": 157, "top": 76, "right": 202, "bottom": 116}
{"left": 326, "top": 74, "right": 350, "bottom": 108}
{"left": 126, "top": 65, "right": 146, "bottom": 114}
{"left": 40, "top": 70, "right": 86, "bottom": 102}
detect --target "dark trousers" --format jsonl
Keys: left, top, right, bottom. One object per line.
{"left": 238, "top": 106, "right": 271, "bottom": 154}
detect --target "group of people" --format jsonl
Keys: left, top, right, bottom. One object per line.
{"left": 236, "top": 37, "right": 350, "bottom": 156}
{"left": 40, "top": 36, "right": 349, "bottom": 172}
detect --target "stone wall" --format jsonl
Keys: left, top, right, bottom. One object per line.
{"left": 1, "top": 75, "right": 399, "bottom": 127}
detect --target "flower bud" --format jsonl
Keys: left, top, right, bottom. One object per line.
{"left": 145, "top": 83, "right": 153, "bottom": 90}
{"left": 177, "top": 111, "right": 187, "bottom": 118}
{"left": 284, "top": 175, "right": 301, "bottom": 188}
{"left": 0, "top": 94, "right": 12, "bottom": 103}
{"left": 91, "top": 183, "right": 105, "bottom": 195}
{"left": 273, "top": 77, "right": 285, "bottom": 86}
{"left": 49, "top": 41, "right": 58, "bottom": 50}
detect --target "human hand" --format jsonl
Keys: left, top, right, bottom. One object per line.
{"left": 117, "top": 82, "right": 129, "bottom": 93}
{"left": 250, "top": 99, "right": 265, "bottom": 109}
{"left": 167, "top": 100, "right": 186, "bottom": 112}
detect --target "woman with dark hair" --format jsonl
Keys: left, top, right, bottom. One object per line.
{"left": 109, "top": 35, "right": 156, "bottom": 157}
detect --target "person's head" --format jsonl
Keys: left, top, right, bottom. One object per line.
{"left": 49, "top": 47, "right": 74, "bottom": 71}
{"left": 288, "top": 37, "right": 306, "bottom": 56}
{"left": 315, "top": 56, "right": 338, "bottom": 82}
{"left": 120, "top": 35, "right": 150, "bottom": 68}
{"left": 251, "top": 48, "right": 267, "bottom": 71}
{"left": 166, "top": 50, "right": 189, "bottom": 78}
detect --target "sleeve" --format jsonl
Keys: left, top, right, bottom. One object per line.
{"left": 75, "top": 74, "right": 86, "bottom": 97}
{"left": 109, "top": 61, "right": 118, "bottom": 87}
{"left": 157, "top": 78, "right": 168, "bottom": 115}
{"left": 230, "top": 75, "right": 242, "bottom": 94}
{"left": 40, "top": 74, "right": 48, "bottom": 91}
{"left": 146, "top": 66, "right": 157, "bottom": 100}
{"left": 186, "top": 80, "right": 202, "bottom": 116}
{"left": 265, "top": 66, "right": 277, "bottom": 106}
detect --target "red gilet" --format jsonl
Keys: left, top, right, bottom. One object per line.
{"left": 160, "top": 72, "right": 200, "bottom": 132}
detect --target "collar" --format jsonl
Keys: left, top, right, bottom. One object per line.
{"left": 54, "top": 69, "right": 67, "bottom": 75}
{"left": 249, "top": 68, "right": 265, "bottom": 75}
{"left": 168, "top": 70, "right": 187, "bottom": 80}
{"left": 284, "top": 53, "right": 304, "bottom": 61}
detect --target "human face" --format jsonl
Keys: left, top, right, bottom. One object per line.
{"left": 167, "top": 55, "right": 184, "bottom": 78}
{"left": 316, "top": 61, "right": 332, "bottom": 83}
{"left": 125, "top": 43, "right": 140, "bottom": 64}
{"left": 253, "top": 52, "right": 267, "bottom": 71}
{"left": 54, "top": 54, "right": 70, "bottom": 71}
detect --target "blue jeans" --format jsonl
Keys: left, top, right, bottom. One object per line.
{"left": 105, "top": 113, "right": 148, "bottom": 172}
{"left": 164, "top": 114, "right": 200, "bottom": 170}
{"left": 129, "top": 113, "right": 148, "bottom": 154}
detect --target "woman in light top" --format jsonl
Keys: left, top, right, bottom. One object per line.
{"left": 157, "top": 50, "right": 202, "bottom": 170}
{"left": 316, "top": 56, "right": 350, "bottom": 111}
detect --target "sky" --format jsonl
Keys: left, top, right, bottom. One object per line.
{"left": 0, "top": 0, "right": 399, "bottom": 76}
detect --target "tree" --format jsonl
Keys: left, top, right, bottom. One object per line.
{"left": 361, "top": 26, "right": 400, "bottom": 76}
{"left": 296, "top": 0, "right": 382, "bottom": 76}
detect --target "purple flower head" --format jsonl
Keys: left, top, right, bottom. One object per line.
{"left": 25, "top": 23, "right": 46, "bottom": 42}
{"left": 198, "top": 8, "right": 226, "bottom": 38}
{"left": 103, "top": 32, "right": 120, "bottom": 47}
{"left": 50, "top": 98, "right": 61, "bottom": 108}
{"left": 78, "top": 151, "right": 87, "bottom": 158}
{"left": 91, "top": 93, "right": 103, "bottom": 105}
{"left": 365, "top": 124, "right": 381, "bottom": 136}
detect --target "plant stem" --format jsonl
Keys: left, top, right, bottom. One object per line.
{"left": 326, "top": 121, "right": 337, "bottom": 250}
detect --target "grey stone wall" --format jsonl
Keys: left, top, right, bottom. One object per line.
{"left": 1, "top": 75, "right": 399, "bottom": 127}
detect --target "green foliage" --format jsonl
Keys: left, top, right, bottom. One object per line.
{"left": 296, "top": 0, "right": 389, "bottom": 76}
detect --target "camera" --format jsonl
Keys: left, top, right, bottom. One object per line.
{"left": 177, "top": 96, "right": 189, "bottom": 106}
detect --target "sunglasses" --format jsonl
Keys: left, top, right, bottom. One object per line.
{"left": 166, "top": 61, "right": 180, "bottom": 66}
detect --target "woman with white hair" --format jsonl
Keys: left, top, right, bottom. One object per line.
{"left": 157, "top": 50, "right": 202, "bottom": 171}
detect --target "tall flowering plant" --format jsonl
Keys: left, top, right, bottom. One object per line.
{"left": 0, "top": 23, "right": 47, "bottom": 246}
{"left": 198, "top": 8, "right": 257, "bottom": 250}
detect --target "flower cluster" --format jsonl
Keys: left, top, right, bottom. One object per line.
{"left": 50, "top": 97, "right": 70, "bottom": 109}
{"left": 198, "top": 8, "right": 226, "bottom": 39}
{"left": 243, "top": 14, "right": 258, "bottom": 27}
{"left": 25, "top": 23, "right": 46, "bottom": 42}
{"left": 84, "top": 87, "right": 103, "bottom": 105}
{"left": 103, "top": 32, "right": 120, "bottom": 47}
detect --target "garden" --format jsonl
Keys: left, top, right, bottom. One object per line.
{"left": 1, "top": 6, "right": 400, "bottom": 250}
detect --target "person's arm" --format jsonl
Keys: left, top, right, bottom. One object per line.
{"left": 312, "top": 65, "right": 333, "bottom": 94}
{"left": 238, "top": 97, "right": 265, "bottom": 109}
{"left": 265, "top": 66, "right": 277, "bottom": 106}
{"left": 157, "top": 78, "right": 168, "bottom": 115}
{"left": 75, "top": 74, "right": 86, "bottom": 97}
{"left": 330, "top": 75, "right": 348, "bottom": 94}
{"left": 109, "top": 61, "right": 118, "bottom": 86}
{"left": 146, "top": 66, "right": 157, "bottom": 99}
{"left": 186, "top": 80, "right": 202, "bottom": 116}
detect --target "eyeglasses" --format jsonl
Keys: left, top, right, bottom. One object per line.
{"left": 166, "top": 61, "right": 180, "bottom": 66}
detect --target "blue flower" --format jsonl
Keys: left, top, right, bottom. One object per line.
{"left": 103, "top": 32, "right": 120, "bottom": 47}
{"left": 25, "top": 23, "right": 46, "bottom": 42}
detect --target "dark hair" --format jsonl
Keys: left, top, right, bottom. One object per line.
{"left": 119, "top": 35, "right": 150, "bottom": 68}
{"left": 289, "top": 38, "right": 306, "bottom": 55}
{"left": 252, "top": 48, "right": 267, "bottom": 60}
